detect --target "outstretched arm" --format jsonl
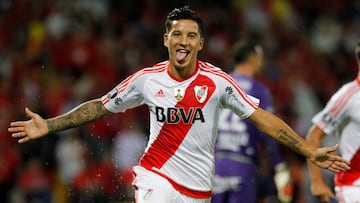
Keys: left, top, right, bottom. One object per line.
{"left": 306, "top": 124, "right": 336, "bottom": 202}
{"left": 247, "top": 108, "right": 350, "bottom": 173}
{"left": 9, "top": 98, "right": 110, "bottom": 143}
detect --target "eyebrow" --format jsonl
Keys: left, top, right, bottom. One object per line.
{"left": 171, "top": 30, "right": 200, "bottom": 36}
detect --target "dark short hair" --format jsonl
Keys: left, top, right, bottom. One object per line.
{"left": 233, "top": 40, "right": 259, "bottom": 64}
{"left": 165, "top": 6, "right": 204, "bottom": 37}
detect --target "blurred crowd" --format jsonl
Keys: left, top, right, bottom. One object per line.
{"left": 1, "top": 0, "right": 359, "bottom": 202}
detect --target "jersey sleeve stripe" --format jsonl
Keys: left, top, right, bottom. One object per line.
{"left": 101, "top": 63, "right": 167, "bottom": 106}
{"left": 101, "top": 97, "right": 109, "bottom": 105}
{"left": 116, "top": 64, "right": 167, "bottom": 92}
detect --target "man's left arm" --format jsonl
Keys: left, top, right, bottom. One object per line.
{"left": 246, "top": 107, "right": 350, "bottom": 172}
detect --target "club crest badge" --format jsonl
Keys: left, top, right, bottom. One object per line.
{"left": 194, "top": 85, "right": 208, "bottom": 103}
{"left": 174, "top": 87, "right": 185, "bottom": 101}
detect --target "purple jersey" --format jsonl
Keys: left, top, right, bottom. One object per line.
{"left": 212, "top": 72, "right": 284, "bottom": 203}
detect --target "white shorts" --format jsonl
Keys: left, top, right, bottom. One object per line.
{"left": 335, "top": 185, "right": 360, "bottom": 203}
{"left": 132, "top": 166, "right": 211, "bottom": 203}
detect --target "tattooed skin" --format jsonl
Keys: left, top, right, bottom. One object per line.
{"left": 277, "top": 129, "right": 301, "bottom": 153}
{"left": 47, "top": 99, "right": 109, "bottom": 133}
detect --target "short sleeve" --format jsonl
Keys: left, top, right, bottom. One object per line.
{"left": 101, "top": 73, "right": 146, "bottom": 113}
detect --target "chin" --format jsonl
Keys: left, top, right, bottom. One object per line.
{"left": 174, "top": 61, "right": 187, "bottom": 69}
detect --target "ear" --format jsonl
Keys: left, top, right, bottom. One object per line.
{"left": 198, "top": 37, "right": 204, "bottom": 51}
{"left": 163, "top": 33, "right": 169, "bottom": 48}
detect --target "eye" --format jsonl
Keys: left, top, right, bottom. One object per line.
{"left": 172, "top": 32, "right": 181, "bottom": 37}
{"left": 188, "top": 33, "right": 198, "bottom": 39}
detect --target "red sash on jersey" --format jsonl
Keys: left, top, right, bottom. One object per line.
{"left": 335, "top": 148, "right": 360, "bottom": 186}
{"left": 139, "top": 74, "right": 215, "bottom": 198}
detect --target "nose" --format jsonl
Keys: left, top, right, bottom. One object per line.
{"left": 179, "top": 35, "right": 189, "bottom": 46}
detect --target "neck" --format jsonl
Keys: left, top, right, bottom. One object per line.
{"left": 169, "top": 61, "right": 197, "bottom": 79}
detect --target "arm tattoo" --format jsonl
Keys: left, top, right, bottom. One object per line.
{"left": 277, "top": 129, "right": 301, "bottom": 153}
{"left": 47, "top": 99, "right": 109, "bottom": 133}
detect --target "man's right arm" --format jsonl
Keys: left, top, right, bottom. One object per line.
{"left": 9, "top": 98, "right": 111, "bottom": 143}
{"left": 47, "top": 98, "right": 110, "bottom": 133}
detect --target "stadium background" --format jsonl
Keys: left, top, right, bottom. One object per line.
{"left": 0, "top": 0, "right": 359, "bottom": 202}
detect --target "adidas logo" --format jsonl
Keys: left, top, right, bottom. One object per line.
{"left": 155, "top": 89, "right": 165, "bottom": 97}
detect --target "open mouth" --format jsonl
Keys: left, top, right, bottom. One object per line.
{"left": 176, "top": 49, "right": 190, "bottom": 62}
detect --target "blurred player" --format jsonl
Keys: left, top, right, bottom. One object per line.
{"left": 9, "top": 6, "right": 349, "bottom": 203}
{"left": 307, "top": 41, "right": 360, "bottom": 203}
{"left": 212, "top": 39, "right": 292, "bottom": 203}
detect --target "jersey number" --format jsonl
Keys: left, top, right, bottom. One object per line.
{"left": 217, "top": 109, "right": 249, "bottom": 151}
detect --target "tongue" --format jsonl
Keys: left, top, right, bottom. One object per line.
{"left": 176, "top": 52, "right": 187, "bottom": 61}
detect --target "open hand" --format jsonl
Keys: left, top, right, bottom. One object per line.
{"left": 8, "top": 108, "right": 49, "bottom": 143}
{"left": 310, "top": 144, "right": 350, "bottom": 173}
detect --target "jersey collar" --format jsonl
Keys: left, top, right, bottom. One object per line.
{"left": 167, "top": 60, "right": 200, "bottom": 82}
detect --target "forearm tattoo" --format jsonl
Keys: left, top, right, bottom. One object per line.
{"left": 47, "top": 99, "right": 108, "bottom": 133}
{"left": 277, "top": 129, "right": 300, "bottom": 153}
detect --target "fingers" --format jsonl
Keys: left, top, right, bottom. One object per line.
{"left": 8, "top": 127, "right": 29, "bottom": 143}
{"left": 331, "top": 162, "right": 349, "bottom": 172}
{"left": 327, "top": 157, "right": 351, "bottom": 172}
{"left": 327, "top": 165, "right": 340, "bottom": 173}
{"left": 8, "top": 123, "right": 25, "bottom": 132}
{"left": 11, "top": 131, "right": 27, "bottom": 138}
{"left": 335, "top": 155, "right": 350, "bottom": 165}
{"left": 8, "top": 107, "right": 39, "bottom": 144}
{"left": 319, "top": 197, "right": 329, "bottom": 203}
{"left": 9, "top": 129, "right": 31, "bottom": 143}
{"left": 319, "top": 191, "right": 335, "bottom": 202}
{"left": 8, "top": 126, "right": 24, "bottom": 133}
{"left": 9, "top": 121, "right": 26, "bottom": 128}
{"left": 332, "top": 155, "right": 351, "bottom": 170}
{"left": 18, "top": 136, "right": 31, "bottom": 144}
{"left": 8, "top": 125, "right": 27, "bottom": 141}
{"left": 320, "top": 197, "right": 329, "bottom": 203}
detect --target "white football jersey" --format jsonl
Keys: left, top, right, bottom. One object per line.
{"left": 312, "top": 78, "right": 360, "bottom": 186}
{"left": 101, "top": 60, "right": 259, "bottom": 198}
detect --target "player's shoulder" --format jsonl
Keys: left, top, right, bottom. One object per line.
{"left": 198, "top": 60, "right": 223, "bottom": 71}
{"left": 125, "top": 61, "right": 168, "bottom": 84}
{"left": 133, "top": 61, "right": 168, "bottom": 76}
{"left": 322, "top": 80, "right": 360, "bottom": 111}
{"left": 333, "top": 79, "right": 360, "bottom": 99}
{"left": 198, "top": 60, "right": 229, "bottom": 78}
{"left": 343, "top": 79, "right": 360, "bottom": 91}
{"left": 142, "top": 61, "right": 168, "bottom": 72}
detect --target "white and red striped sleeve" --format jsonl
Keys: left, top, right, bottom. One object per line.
{"left": 312, "top": 80, "right": 360, "bottom": 135}
{"left": 101, "top": 65, "right": 166, "bottom": 113}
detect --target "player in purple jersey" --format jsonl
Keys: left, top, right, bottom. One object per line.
{"left": 212, "top": 39, "right": 293, "bottom": 203}
{"left": 9, "top": 6, "right": 350, "bottom": 203}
